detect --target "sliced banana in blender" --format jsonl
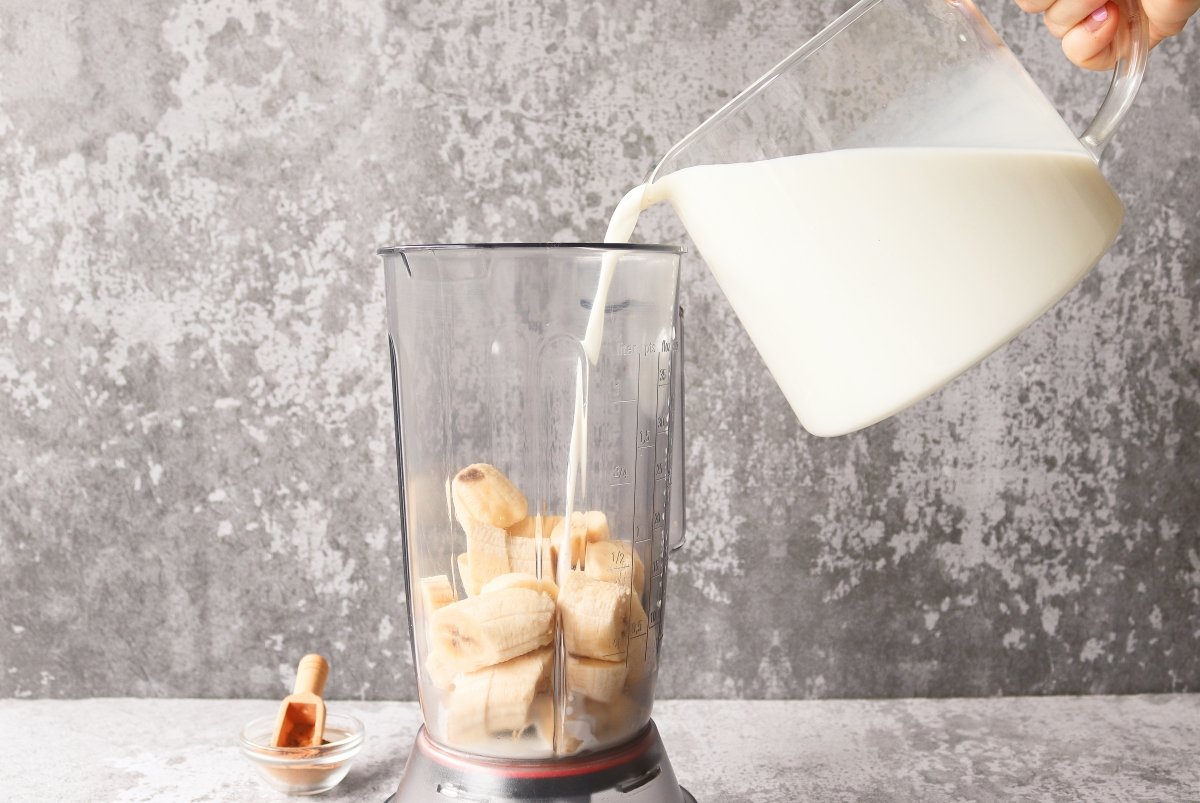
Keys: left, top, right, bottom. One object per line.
{"left": 567, "top": 655, "right": 629, "bottom": 703}
{"left": 446, "top": 647, "right": 548, "bottom": 745}
{"left": 506, "top": 536, "right": 555, "bottom": 581}
{"left": 464, "top": 520, "right": 554, "bottom": 588}
{"left": 583, "top": 540, "right": 645, "bottom": 595}
{"left": 452, "top": 463, "right": 528, "bottom": 529}
{"left": 558, "top": 570, "right": 631, "bottom": 662}
{"left": 429, "top": 587, "right": 555, "bottom": 674}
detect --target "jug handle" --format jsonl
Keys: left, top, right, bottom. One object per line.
{"left": 668, "top": 306, "right": 687, "bottom": 552}
{"left": 1078, "top": 0, "right": 1149, "bottom": 159}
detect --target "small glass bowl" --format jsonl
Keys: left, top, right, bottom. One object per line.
{"left": 240, "top": 713, "right": 365, "bottom": 795}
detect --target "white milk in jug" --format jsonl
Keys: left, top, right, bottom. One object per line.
{"left": 623, "top": 147, "right": 1122, "bottom": 436}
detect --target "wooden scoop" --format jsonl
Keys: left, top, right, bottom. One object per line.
{"left": 271, "top": 654, "right": 329, "bottom": 748}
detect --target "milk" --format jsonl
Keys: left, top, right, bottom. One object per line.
{"left": 606, "top": 147, "right": 1122, "bottom": 436}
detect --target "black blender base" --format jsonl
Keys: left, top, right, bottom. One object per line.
{"left": 387, "top": 720, "right": 695, "bottom": 802}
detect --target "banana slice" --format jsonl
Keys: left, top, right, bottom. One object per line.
{"left": 551, "top": 511, "right": 613, "bottom": 571}
{"left": 419, "top": 574, "right": 457, "bottom": 612}
{"left": 528, "top": 644, "right": 555, "bottom": 694}
{"left": 446, "top": 648, "right": 548, "bottom": 746}
{"left": 481, "top": 572, "right": 559, "bottom": 601}
{"left": 421, "top": 574, "right": 461, "bottom": 690}
{"left": 551, "top": 514, "right": 588, "bottom": 570}
{"left": 582, "top": 511, "right": 611, "bottom": 542}
{"left": 457, "top": 553, "right": 482, "bottom": 597}
{"left": 464, "top": 519, "right": 511, "bottom": 583}
{"left": 567, "top": 655, "right": 628, "bottom": 703}
{"left": 583, "top": 540, "right": 645, "bottom": 595}
{"left": 452, "top": 464, "right": 528, "bottom": 529}
{"left": 425, "top": 648, "right": 459, "bottom": 691}
{"left": 508, "top": 515, "right": 563, "bottom": 538}
{"left": 430, "top": 587, "right": 555, "bottom": 674}
{"left": 465, "top": 520, "right": 554, "bottom": 589}
{"left": 463, "top": 516, "right": 556, "bottom": 585}
{"left": 558, "top": 570, "right": 630, "bottom": 662}
{"left": 508, "top": 536, "right": 554, "bottom": 580}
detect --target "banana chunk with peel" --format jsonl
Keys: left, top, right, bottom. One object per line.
{"left": 584, "top": 540, "right": 645, "bottom": 595}
{"left": 430, "top": 587, "right": 555, "bottom": 674}
{"left": 558, "top": 570, "right": 631, "bottom": 662}
{"left": 567, "top": 655, "right": 628, "bottom": 703}
{"left": 452, "top": 464, "right": 528, "bottom": 529}
{"left": 446, "top": 648, "right": 547, "bottom": 745}
{"left": 482, "top": 572, "right": 558, "bottom": 601}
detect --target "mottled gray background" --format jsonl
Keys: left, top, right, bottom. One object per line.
{"left": 1, "top": 0, "right": 1196, "bottom": 701}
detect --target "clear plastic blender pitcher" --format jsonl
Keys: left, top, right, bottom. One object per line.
{"left": 380, "top": 244, "right": 686, "bottom": 776}
{"left": 639, "top": 0, "right": 1148, "bottom": 437}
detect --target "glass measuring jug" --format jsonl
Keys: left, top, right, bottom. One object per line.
{"left": 635, "top": 0, "right": 1148, "bottom": 437}
{"left": 379, "top": 243, "right": 684, "bottom": 761}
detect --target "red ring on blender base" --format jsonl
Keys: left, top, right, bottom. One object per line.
{"left": 392, "top": 721, "right": 695, "bottom": 802}
{"left": 415, "top": 723, "right": 657, "bottom": 779}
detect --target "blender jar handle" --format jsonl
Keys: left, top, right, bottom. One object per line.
{"left": 668, "top": 306, "right": 686, "bottom": 552}
{"left": 1079, "top": 0, "right": 1150, "bottom": 159}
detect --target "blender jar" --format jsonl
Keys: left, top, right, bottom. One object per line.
{"left": 380, "top": 243, "right": 683, "bottom": 761}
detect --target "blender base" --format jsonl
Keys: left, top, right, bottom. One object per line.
{"left": 388, "top": 721, "right": 695, "bottom": 802}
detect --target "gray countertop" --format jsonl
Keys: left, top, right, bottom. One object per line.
{"left": 4, "top": 696, "right": 1198, "bottom": 802}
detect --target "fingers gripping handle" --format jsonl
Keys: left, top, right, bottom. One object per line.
{"left": 1080, "top": 0, "right": 1149, "bottom": 159}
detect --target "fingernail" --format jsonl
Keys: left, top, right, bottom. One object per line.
{"left": 1084, "top": 4, "right": 1109, "bottom": 31}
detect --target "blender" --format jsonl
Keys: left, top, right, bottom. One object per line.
{"left": 379, "top": 244, "right": 694, "bottom": 802}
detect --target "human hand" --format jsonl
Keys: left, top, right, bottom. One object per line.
{"left": 1015, "top": 0, "right": 1200, "bottom": 69}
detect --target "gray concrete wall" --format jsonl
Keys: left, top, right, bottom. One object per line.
{"left": 0, "top": 0, "right": 1196, "bottom": 699}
